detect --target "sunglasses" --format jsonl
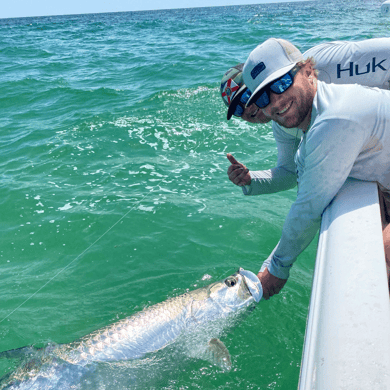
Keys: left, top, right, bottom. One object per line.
{"left": 233, "top": 89, "right": 252, "bottom": 118}
{"left": 254, "top": 65, "right": 299, "bottom": 109}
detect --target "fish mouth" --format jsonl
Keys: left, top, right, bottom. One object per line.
{"left": 238, "top": 268, "right": 263, "bottom": 303}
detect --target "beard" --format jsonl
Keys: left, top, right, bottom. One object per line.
{"left": 267, "top": 77, "right": 315, "bottom": 130}
{"left": 280, "top": 99, "right": 312, "bottom": 129}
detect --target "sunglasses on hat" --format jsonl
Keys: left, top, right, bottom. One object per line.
{"left": 253, "top": 65, "right": 299, "bottom": 109}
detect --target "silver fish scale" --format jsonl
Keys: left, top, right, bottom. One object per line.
{"left": 57, "top": 293, "right": 195, "bottom": 363}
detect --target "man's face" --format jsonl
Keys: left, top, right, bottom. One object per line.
{"left": 260, "top": 66, "right": 314, "bottom": 129}
{"left": 240, "top": 104, "right": 271, "bottom": 124}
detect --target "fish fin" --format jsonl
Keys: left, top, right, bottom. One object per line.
{"left": 201, "top": 338, "right": 232, "bottom": 371}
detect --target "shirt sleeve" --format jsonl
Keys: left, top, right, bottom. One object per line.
{"left": 265, "top": 118, "right": 368, "bottom": 279}
{"left": 242, "top": 123, "right": 300, "bottom": 196}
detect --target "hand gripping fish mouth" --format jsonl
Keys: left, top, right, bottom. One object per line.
{"left": 238, "top": 268, "right": 263, "bottom": 303}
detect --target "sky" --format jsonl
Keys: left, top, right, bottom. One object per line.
{"left": 2, "top": 0, "right": 309, "bottom": 19}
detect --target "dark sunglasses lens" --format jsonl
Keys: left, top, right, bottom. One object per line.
{"left": 270, "top": 73, "right": 293, "bottom": 94}
{"left": 240, "top": 89, "right": 251, "bottom": 104}
{"left": 234, "top": 104, "right": 244, "bottom": 117}
{"left": 255, "top": 90, "right": 270, "bottom": 108}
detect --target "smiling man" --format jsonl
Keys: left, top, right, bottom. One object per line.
{"left": 240, "top": 38, "right": 390, "bottom": 299}
{"left": 221, "top": 38, "right": 390, "bottom": 195}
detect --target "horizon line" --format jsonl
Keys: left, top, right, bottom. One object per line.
{"left": 0, "top": 0, "right": 313, "bottom": 21}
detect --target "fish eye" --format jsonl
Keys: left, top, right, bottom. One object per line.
{"left": 225, "top": 277, "right": 237, "bottom": 287}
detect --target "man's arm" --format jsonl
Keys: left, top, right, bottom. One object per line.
{"left": 262, "top": 117, "right": 368, "bottom": 292}
{"left": 227, "top": 122, "right": 302, "bottom": 195}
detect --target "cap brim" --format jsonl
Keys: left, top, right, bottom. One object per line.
{"left": 227, "top": 84, "right": 247, "bottom": 120}
{"left": 245, "top": 63, "right": 296, "bottom": 107}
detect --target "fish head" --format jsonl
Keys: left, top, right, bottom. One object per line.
{"left": 206, "top": 268, "right": 263, "bottom": 314}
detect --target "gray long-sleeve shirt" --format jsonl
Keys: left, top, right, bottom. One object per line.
{"left": 264, "top": 81, "right": 390, "bottom": 279}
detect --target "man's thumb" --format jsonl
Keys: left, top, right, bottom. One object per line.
{"left": 227, "top": 153, "right": 239, "bottom": 165}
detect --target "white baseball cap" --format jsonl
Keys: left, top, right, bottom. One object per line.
{"left": 243, "top": 38, "right": 304, "bottom": 107}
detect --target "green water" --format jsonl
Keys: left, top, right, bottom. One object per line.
{"left": 0, "top": 1, "right": 389, "bottom": 388}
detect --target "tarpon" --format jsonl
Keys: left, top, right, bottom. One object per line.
{"left": 0, "top": 268, "right": 262, "bottom": 389}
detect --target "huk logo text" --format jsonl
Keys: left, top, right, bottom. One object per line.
{"left": 337, "top": 57, "right": 387, "bottom": 78}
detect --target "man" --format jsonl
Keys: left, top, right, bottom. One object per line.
{"left": 221, "top": 38, "right": 390, "bottom": 195}
{"left": 239, "top": 38, "right": 390, "bottom": 299}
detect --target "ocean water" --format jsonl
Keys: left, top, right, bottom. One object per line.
{"left": 0, "top": 0, "right": 389, "bottom": 388}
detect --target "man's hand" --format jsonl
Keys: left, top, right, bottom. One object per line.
{"left": 257, "top": 267, "right": 287, "bottom": 300}
{"left": 226, "top": 153, "right": 251, "bottom": 186}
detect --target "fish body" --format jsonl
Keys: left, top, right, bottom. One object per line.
{"left": 1, "top": 268, "right": 262, "bottom": 389}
